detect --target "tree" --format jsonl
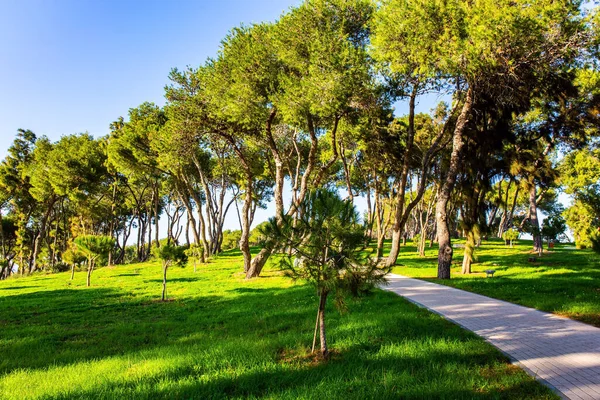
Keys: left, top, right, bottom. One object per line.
{"left": 62, "top": 245, "right": 86, "bottom": 281}
{"left": 373, "top": 0, "right": 584, "bottom": 278}
{"left": 541, "top": 212, "right": 567, "bottom": 249}
{"left": 152, "top": 244, "right": 187, "bottom": 301}
{"left": 561, "top": 148, "right": 600, "bottom": 248}
{"left": 73, "top": 235, "right": 115, "bottom": 287}
{"left": 263, "top": 189, "right": 389, "bottom": 358}
{"left": 184, "top": 244, "right": 204, "bottom": 273}
{"left": 502, "top": 229, "right": 519, "bottom": 248}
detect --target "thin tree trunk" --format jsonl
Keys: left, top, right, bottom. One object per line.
{"left": 86, "top": 259, "right": 93, "bottom": 287}
{"left": 240, "top": 178, "right": 253, "bottom": 273}
{"left": 436, "top": 87, "right": 473, "bottom": 279}
{"left": 311, "top": 306, "right": 320, "bottom": 353}
{"left": 70, "top": 264, "right": 75, "bottom": 280}
{"left": 318, "top": 289, "right": 329, "bottom": 358}
{"left": 528, "top": 184, "right": 543, "bottom": 256}
{"left": 162, "top": 262, "right": 168, "bottom": 301}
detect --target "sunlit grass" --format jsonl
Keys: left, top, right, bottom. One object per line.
{"left": 390, "top": 238, "right": 600, "bottom": 327}
{"left": 0, "top": 248, "right": 555, "bottom": 399}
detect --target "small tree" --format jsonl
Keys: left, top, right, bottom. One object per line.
{"left": 152, "top": 244, "right": 187, "bottom": 301}
{"left": 62, "top": 245, "right": 86, "bottom": 281}
{"left": 502, "top": 229, "right": 519, "bottom": 248}
{"left": 541, "top": 213, "right": 567, "bottom": 250}
{"left": 74, "top": 235, "right": 116, "bottom": 287}
{"left": 184, "top": 244, "right": 204, "bottom": 273}
{"left": 263, "top": 189, "right": 390, "bottom": 359}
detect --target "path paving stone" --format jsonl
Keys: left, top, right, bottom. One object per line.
{"left": 384, "top": 274, "right": 600, "bottom": 400}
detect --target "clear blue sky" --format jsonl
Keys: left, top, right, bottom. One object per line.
{"left": 0, "top": 0, "right": 299, "bottom": 159}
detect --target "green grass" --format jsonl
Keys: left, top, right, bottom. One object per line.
{"left": 0, "top": 248, "right": 555, "bottom": 399}
{"left": 390, "top": 238, "right": 600, "bottom": 327}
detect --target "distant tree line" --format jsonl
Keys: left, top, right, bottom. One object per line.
{"left": 1, "top": 0, "right": 599, "bottom": 280}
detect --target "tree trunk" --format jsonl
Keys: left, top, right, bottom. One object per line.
{"left": 461, "top": 230, "right": 475, "bottom": 274}
{"left": 86, "top": 259, "right": 93, "bottom": 287}
{"left": 240, "top": 179, "right": 253, "bottom": 273}
{"left": 70, "top": 264, "right": 75, "bottom": 280}
{"left": 386, "top": 88, "right": 417, "bottom": 267}
{"left": 528, "top": 185, "right": 543, "bottom": 256}
{"left": 436, "top": 87, "right": 473, "bottom": 280}
{"left": 162, "top": 262, "right": 168, "bottom": 301}
{"left": 318, "top": 289, "right": 329, "bottom": 359}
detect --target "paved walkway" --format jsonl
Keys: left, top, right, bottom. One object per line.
{"left": 385, "top": 274, "right": 600, "bottom": 400}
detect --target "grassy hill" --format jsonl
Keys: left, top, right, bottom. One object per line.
{"left": 0, "top": 249, "right": 555, "bottom": 399}
{"left": 391, "top": 238, "right": 600, "bottom": 327}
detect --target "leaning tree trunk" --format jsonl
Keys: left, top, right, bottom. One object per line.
{"left": 436, "top": 87, "right": 473, "bottom": 280}
{"left": 70, "top": 264, "right": 75, "bottom": 280}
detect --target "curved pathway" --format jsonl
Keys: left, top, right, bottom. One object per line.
{"left": 385, "top": 274, "right": 600, "bottom": 400}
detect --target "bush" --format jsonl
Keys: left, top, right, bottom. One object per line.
{"left": 590, "top": 231, "right": 600, "bottom": 254}
{"left": 49, "top": 262, "right": 70, "bottom": 273}
{"left": 222, "top": 230, "right": 242, "bottom": 251}
{"left": 249, "top": 222, "right": 269, "bottom": 246}
{"left": 412, "top": 234, "right": 421, "bottom": 245}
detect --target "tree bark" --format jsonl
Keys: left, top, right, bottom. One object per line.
{"left": 86, "top": 259, "right": 93, "bottom": 287}
{"left": 436, "top": 87, "right": 473, "bottom": 279}
{"left": 318, "top": 289, "right": 329, "bottom": 359}
{"left": 386, "top": 87, "right": 417, "bottom": 266}
{"left": 528, "top": 184, "right": 543, "bottom": 256}
{"left": 162, "top": 262, "right": 168, "bottom": 301}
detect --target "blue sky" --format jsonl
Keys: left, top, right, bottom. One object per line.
{"left": 0, "top": 0, "right": 299, "bottom": 158}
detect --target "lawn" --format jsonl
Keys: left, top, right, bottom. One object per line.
{"left": 390, "top": 238, "right": 600, "bottom": 327}
{"left": 0, "top": 248, "right": 555, "bottom": 399}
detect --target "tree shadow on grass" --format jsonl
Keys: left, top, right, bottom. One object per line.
{"left": 0, "top": 284, "right": 554, "bottom": 399}
{"left": 33, "top": 291, "right": 554, "bottom": 399}
{"left": 0, "top": 285, "right": 40, "bottom": 290}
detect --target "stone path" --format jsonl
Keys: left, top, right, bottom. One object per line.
{"left": 384, "top": 274, "right": 600, "bottom": 400}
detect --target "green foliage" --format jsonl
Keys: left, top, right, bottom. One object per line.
{"left": 266, "top": 189, "right": 390, "bottom": 302}
{"left": 221, "top": 230, "right": 241, "bottom": 251}
{"left": 73, "top": 235, "right": 116, "bottom": 265}
{"left": 62, "top": 246, "right": 86, "bottom": 266}
{"left": 412, "top": 234, "right": 421, "bottom": 245}
{"left": 590, "top": 232, "right": 600, "bottom": 255}
{"left": 184, "top": 244, "right": 203, "bottom": 263}
{"left": 541, "top": 212, "right": 567, "bottom": 243}
{"left": 561, "top": 149, "right": 600, "bottom": 249}
{"left": 249, "top": 221, "right": 269, "bottom": 246}
{"left": 502, "top": 229, "right": 519, "bottom": 243}
{"left": 152, "top": 244, "right": 187, "bottom": 268}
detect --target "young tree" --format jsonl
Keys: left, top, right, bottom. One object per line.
{"left": 541, "top": 212, "right": 567, "bottom": 249}
{"left": 152, "top": 244, "right": 187, "bottom": 301}
{"left": 184, "top": 244, "right": 204, "bottom": 273}
{"left": 62, "top": 245, "right": 86, "bottom": 281}
{"left": 73, "top": 235, "right": 115, "bottom": 287}
{"left": 502, "top": 228, "right": 519, "bottom": 248}
{"left": 263, "top": 189, "right": 389, "bottom": 359}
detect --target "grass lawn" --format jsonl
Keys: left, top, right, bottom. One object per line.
{"left": 390, "top": 238, "right": 600, "bottom": 327}
{"left": 0, "top": 248, "right": 556, "bottom": 399}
